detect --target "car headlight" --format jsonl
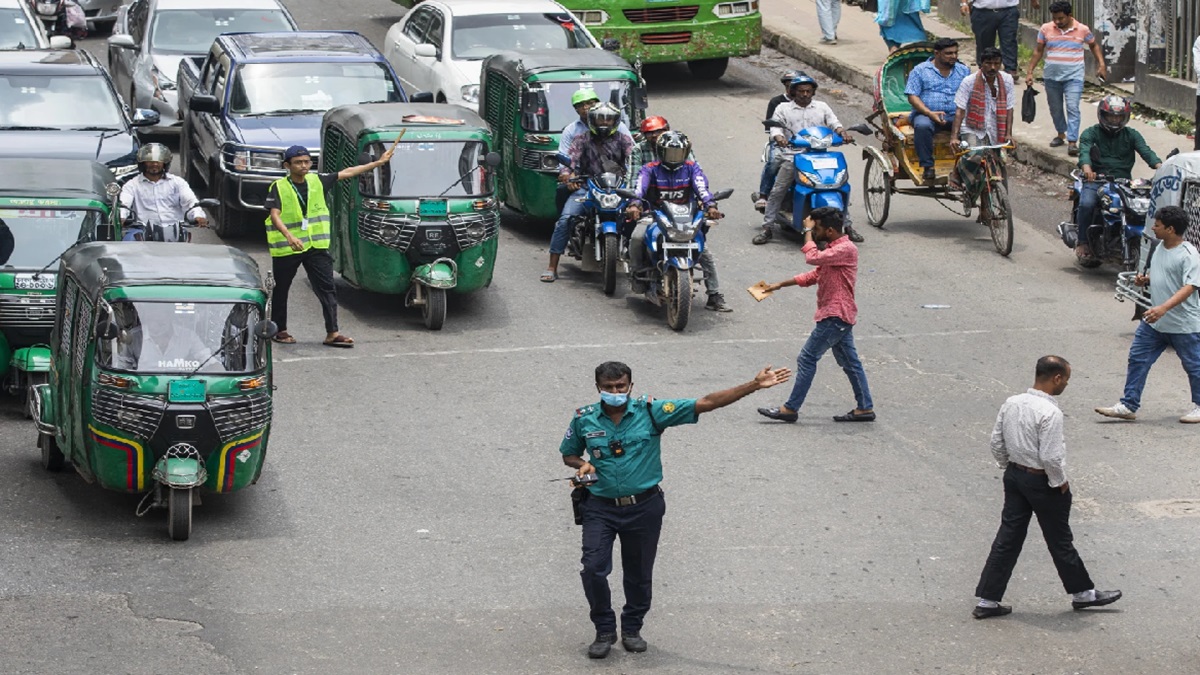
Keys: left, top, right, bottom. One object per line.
{"left": 460, "top": 84, "right": 479, "bottom": 103}
{"left": 577, "top": 10, "right": 608, "bottom": 25}
{"left": 713, "top": 0, "right": 758, "bottom": 17}
{"left": 229, "top": 148, "right": 284, "bottom": 173}
{"left": 540, "top": 153, "right": 560, "bottom": 170}
{"left": 597, "top": 192, "right": 622, "bottom": 210}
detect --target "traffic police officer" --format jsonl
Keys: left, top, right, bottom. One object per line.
{"left": 560, "top": 361, "right": 791, "bottom": 659}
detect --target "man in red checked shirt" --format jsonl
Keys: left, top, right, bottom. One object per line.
{"left": 757, "top": 206, "right": 875, "bottom": 423}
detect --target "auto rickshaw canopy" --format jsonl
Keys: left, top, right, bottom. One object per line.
{"left": 62, "top": 242, "right": 266, "bottom": 295}
{"left": 484, "top": 48, "right": 637, "bottom": 81}
{"left": 0, "top": 158, "right": 118, "bottom": 201}
{"left": 323, "top": 102, "right": 491, "bottom": 139}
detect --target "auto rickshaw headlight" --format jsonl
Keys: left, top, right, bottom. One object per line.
{"left": 380, "top": 223, "right": 402, "bottom": 243}
{"left": 460, "top": 84, "right": 480, "bottom": 103}
{"left": 540, "top": 154, "right": 560, "bottom": 170}
{"left": 465, "top": 223, "right": 487, "bottom": 241}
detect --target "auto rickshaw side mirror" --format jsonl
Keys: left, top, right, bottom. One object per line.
{"left": 100, "top": 321, "right": 120, "bottom": 341}
{"left": 358, "top": 151, "right": 375, "bottom": 165}
{"left": 410, "top": 91, "right": 435, "bottom": 103}
{"left": 482, "top": 152, "right": 501, "bottom": 167}
{"left": 632, "top": 86, "right": 648, "bottom": 112}
{"left": 254, "top": 320, "right": 279, "bottom": 341}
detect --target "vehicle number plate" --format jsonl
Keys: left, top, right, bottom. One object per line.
{"left": 168, "top": 379, "right": 206, "bottom": 403}
{"left": 809, "top": 158, "right": 841, "bottom": 170}
{"left": 14, "top": 274, "right": 55, "bottom": 290}
{"left": 418, "top": 199, "right": 448, "bottom": 218}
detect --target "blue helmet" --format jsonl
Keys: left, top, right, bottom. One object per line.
{"left": 788, "top": 74, "right": 818, "bottom": 92}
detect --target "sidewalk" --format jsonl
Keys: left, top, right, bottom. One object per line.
{"left": 760, "top": 0, "right": 1186, "bottom": 178}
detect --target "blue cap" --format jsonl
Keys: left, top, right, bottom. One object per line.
{"left": 283, "top": 145, "right": 310, "bottom": 161}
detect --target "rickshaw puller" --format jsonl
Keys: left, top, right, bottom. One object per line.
{"left": 949, "top": 47, "right": 1014, "bottom": 195}
{"left": 266, "top": 144, "right": 395, "bottom": 347}
{"left": 904, "top": 38, "right": 970, "bottom": 182}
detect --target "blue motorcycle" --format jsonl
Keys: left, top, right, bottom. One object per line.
{"left": 1057, "top": 170, "right": 1150, "bottom": 270}
{"left": 764, "top": 123, "right": 867, "bottom": 234}
{"left": 559, "top": 156, "right": 629, "bottom": 296}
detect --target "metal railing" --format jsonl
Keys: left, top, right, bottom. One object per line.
{"left": 1165, "top": 0, "right": 1198, "bottom": 84}
{"left": 1016, "top": 1, "right": 1096, "bottom": 31}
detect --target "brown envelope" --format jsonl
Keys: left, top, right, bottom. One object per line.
{"left": 748, "top": 281, "right": 773, "bottom": 302}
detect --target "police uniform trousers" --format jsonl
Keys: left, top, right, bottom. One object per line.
{"left": 975, "top": 464, "right": 1094, "bottom": 601}
{"left": 579, "top": 488, "right": 665, "bottom": 634}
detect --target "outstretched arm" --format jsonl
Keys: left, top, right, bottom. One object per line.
{"left": 694, "top": 366, "right": 792, "bottom": 414}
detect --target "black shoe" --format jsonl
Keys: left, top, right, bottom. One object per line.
{"left": 1073, "top": 590, "right": 1122, "bottom": 610}
{"left": 588, "top": 632, "right": 617, "bottom": 659}
{"left": 845, "top": 225, "right": 865, "bottom": 243}
{"left": 706, "top": 293, "right": 733, "bottom": 312}
{"left": 972, "top": 604, "right": 1012, "bottom": 619}
{"left": 757, "top": 406, "right": 798, "bottom": 422}
{"left": 621, "top": 632, "right": 648, "bottom": 653}
{"left": 752, "top": 229, "right": 773, "bottom": 245}
{"left": 922, "top": 167, "right": 936, "bottom": 181}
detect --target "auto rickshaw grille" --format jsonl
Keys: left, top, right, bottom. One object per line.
{"left": 0, "top": 296, "right": 56, "bottom": 330}
{"left": 92, "top": 388, "right": 166, "bottom": 440}
{"left": 357, "top": 212, "right": 420, "bottom": 252}
{"left": 520, "top": 148, "right": 557, "bottom": 173}
{"left": 449, "top": 212, "right": 499, "bottom": 247}
{"left": 209, "top": 391, "right": 272, "bottom": 442}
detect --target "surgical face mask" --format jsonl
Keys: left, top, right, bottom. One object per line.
{"left": 599, "top": 390, "right": 629, "bottom": 407}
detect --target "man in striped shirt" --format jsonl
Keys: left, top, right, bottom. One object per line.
{"left": 1025, "top": 1, "right": 1107, "bottom": 157}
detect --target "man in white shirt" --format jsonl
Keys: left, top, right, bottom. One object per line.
{"left": 119, "top": 144, "right": 206, "bottom": 238}
{"left": 950, "top": 48, "right": 1014, "bottom": 196}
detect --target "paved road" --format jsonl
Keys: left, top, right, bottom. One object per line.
{"left": 2, "top": 2, "right": 1197, "bottom": 673}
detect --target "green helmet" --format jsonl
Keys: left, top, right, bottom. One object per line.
{"left": 571, "top": 88, "right": 601, "bottom": 107}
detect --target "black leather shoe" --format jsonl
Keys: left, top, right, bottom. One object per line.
{"left": 621, "top": 632, "right": 648, "bottom": 653}
{"left": 757, "top": 407, "right": 798, "bottom": 422}
{"left": 922, "top": 167, "right": 936, "bottom": 182}
{"left": 1073, "top": 589, "right": 1122, "bottom": 609}
{"left": 588, "top": 633, "right": 617, "bottom": 659}
{"left": 972, "top": 604, "right": 1012, "bottom": 619}
{"left": 845, "top": 225, "right": 865, "bottom": 243}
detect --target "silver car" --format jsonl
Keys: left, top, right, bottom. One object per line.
{"left": 76, "top": 0, "right": 123, "bottom": 32}
{"left": 107, "top": 0, "right": 296, "bottom": 134}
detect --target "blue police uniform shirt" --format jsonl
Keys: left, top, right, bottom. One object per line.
{"left": 559, "top": 395, "right": 698, "bottom": 499}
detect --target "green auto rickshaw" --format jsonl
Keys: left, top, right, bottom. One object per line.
{"left": 0, "top": 158, "right": 121, "bottom": 413}
{"left": 32, "top": 242, "right": 278, "bottom": 541}
{"left": 479, "top": 49, "right": 646, "bottom": 221}
{"left": 321, "top": 103, "right": 501, "bottom": 330}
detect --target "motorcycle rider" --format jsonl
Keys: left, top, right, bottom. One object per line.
{"left": 1073, "top": 95, "right": 1162, "bottom": 262}
{"left": 753, "top": 74, "right": 864, "bottom": 245}
{"left": 558, "top": 88, "right": 633, "bottom": 213}
{"left": 626, "top": 131, "right": 732, "bottom": 312}
{"left": 754, "top": 69, "right": 802, "bottom": 210}
{"left": 543, "top": 102, "right": 633, "bottom": 283}
{"left": 119, "top": 143, "right": 207, "bottom": 240}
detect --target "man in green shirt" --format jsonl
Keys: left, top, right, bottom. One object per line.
{"left": 559, "top": 361, "right": 791, "bottom": 659}
{"left": 1073, "top": 96, "right": 1162, "bottom": 260}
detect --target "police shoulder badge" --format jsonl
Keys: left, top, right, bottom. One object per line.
{"left": 662, "top": 401, "right": 676, "bottom": 413}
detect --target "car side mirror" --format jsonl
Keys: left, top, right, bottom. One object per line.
{"left": 131, "top": 109, "right": 160, "bottom": 127}
{"left": 409, "top": 91, "right": 434, "bottom": 103}
{"left": 414, "top": 43, "right": 437, "bottom": 59}
{"left": 482, "top": 151, "right": 501, "bottom": 167}
{"left": 100, "top": 321, "right": 120, "bottom": 341}
{"left": 254, "top": 320, "right": 279, "bottom": 341}
{"left": 197, "top": 198, "right": 219, "bottom": 210}
{"left": 107, "top": 34, "right": 135, "bottom": 50}
{"left": 189, "top": 94, "right": 220, "bottom": 115}
{"left": 49, "top": 35, "right": 72, "bottom": 50}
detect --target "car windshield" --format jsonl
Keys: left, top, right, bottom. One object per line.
{"left": 522, "top": 80, "right": 631, "bottom": 132}
{"left": 451, "top": 13, "right": 593, "bottom": 60}
{"left": 0, "top": 9, "right": 40, "bottom": 49}
{"left": 361, "top": 140, "right": 493, "bottom": 198}
{"left": 229, "top": 62, "right": 401, "bottom": 116}
{"left": 0, "top": 75, "right": 125, "bottom": 128}
{"left": 149, "top": 9, "right": 294, "bottom": 54}
{"left": 98, "top": 300, "right": 266, "bottom": 374}
{"left": 0, "top": 208, "right": 95, "bottom": 269}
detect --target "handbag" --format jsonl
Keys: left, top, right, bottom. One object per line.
{"left": 1022, "top": 86, "right": 1039, "bottom": 124}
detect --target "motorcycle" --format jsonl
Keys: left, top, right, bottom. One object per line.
{"left": 122, "top": 199, "right": 218, "bottom": 243}
{"left": 30, "top": 0, "right": 86, "bottom": 40}
{"left": 559, "top": 156, "right": 631, "bottom": 296}
{"left": 761, "top": 123, "right": 869, "bottom": 234}
{"left": 619, "top": 188, "right": 734, "bottom": 331}
{"left": 1056, "top": 170, "right": 1150, "bottom": 270}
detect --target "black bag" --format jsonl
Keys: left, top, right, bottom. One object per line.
{"left": 1022, "top": 86, "right": 1039, "bottom": 124}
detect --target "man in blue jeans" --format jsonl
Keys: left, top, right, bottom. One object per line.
{"left": 1096, "top": 206, "right": 1200, "bottom": 424}
{"left": 755, "top": 207, "right": 875, "bottom": 423}
{"left": 905, "top": 38, "right": 970, "bottom": 182}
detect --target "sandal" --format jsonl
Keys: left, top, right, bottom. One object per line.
{"left": 540, "top": 270, "right": 557, "bottom": 282}
{"left": 272, "top": 331, "right": 296, "bottom": 344}
{"left": 322, "top": 334, "right": 354, "bottom": 348}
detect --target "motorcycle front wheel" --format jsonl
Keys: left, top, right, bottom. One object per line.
{"left": 665, "top": 267, "right": 692, "bottom": 331}
{"left": 601, "top": 233, "right": 619, "bottom": 296}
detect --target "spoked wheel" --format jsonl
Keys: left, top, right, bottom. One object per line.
{"left": 24, "top": 372, "right": 48, "bottom": 420}
{"left": 601, "top": 233, "right": 619, "bottom": 296}
{"left": 168, "top": 487, "right": 192, "bottom": 541}
{"left": 863, "top": 155, "right": 892, "bottom": 228}
{"left": 986, "top": 182, "right": 1014, "bottom": 256}
{"left": 665, "top": 267, "right": 692, "bottom": 331}
{"left": 39, "top": 433, "right": 64, "bottom": 472}
{"left": 422, "top": 287, "right": 447, "bottom": 330}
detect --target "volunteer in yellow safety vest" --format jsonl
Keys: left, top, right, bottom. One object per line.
{"left": 265, "top": 143, "right": 396, "bottom": 347}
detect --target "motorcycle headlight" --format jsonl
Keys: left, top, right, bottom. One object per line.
{"left": 665, "top": 222, "right": 697, "bottom": 243}
{"left": 1128, "top": 196, "right": 1150, "bottom": 215}
{"left": 806, "top": 137, "right": 831, "bottom": 151}
{"left": 801, "top": 171, "right": 822, "bottom": 187}
{"left": 597, "top": 192, "right": 622, "bottom": 210}
{"left": 460, "top": 84, "right": 479, "bottom": 104}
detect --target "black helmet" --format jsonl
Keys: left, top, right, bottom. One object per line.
{"left": 780, "top": 69, "right": 800, "bottom": 85}
{"left": 655, "top": 131, "right": 691, "bottom": 169}
{"left": 587, "top": 102, "right": 621, "bottom": 138}
{"left": 1097, "top": 95, "right": 1131, "bottom": 134}
{"left": 136, "top": 143, "right": 172, "bottom": 172}
{"left": 788, "top": 74, "right": 818, "bottom": 94}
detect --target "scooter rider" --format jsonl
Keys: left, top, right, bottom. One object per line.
{"left": 543, "top": 102, "right": 634, "bottom": 283}
{"left": 626, "top": 131, "right": 732, "bottom": 312}
{"left": 753, "top": 75, "right": 864, "bottom": 245}
{"left": 119, "top": 143, "right": 207, "bottom": 238}
{"left": 754, "top": 69, "right": 802, "bottom": 210}
{"left": 1073, "top": 95, "right": 1161, "bottom": 261}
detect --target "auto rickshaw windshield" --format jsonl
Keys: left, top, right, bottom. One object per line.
{"left": 361, "top": 141, "right": 494, "bottom": 198}
{"left": 522, "top": 81, "right": 631, "bottom": 132}
{"left": 97, "top": 300, "right": 267, "bottom": 374}
{"left": 0, "top": 208, "right": 99, "bottom": 269}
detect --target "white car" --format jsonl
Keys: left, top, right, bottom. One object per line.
{"left": 0, "top": 0, "right": 70, "bottom": 49}
{"left": 383, "top": 0, "right": 598, "bottom": 110}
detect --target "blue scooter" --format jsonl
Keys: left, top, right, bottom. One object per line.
{"left": 558, "top": 155, "right": 629, "bottom": 296}
{"left": 764, "top": 123, "right": 868, "bottom": 233}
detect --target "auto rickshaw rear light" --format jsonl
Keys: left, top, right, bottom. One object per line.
{"left": 472, "top": 199, "right": 495, "bottom": 210}
{"left": 363, "top": 199, "right": 391, "bottom": 211}
{"left": 98, "top": 373, "right": 133, "bottom": 389}
{"left": 238, "top": 376, "right": 267, "bottom": 391}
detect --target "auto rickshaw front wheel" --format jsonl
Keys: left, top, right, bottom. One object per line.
{"left": 23, "top": 372, "right": 48, "bottom": 420}
{"left": 168, "top": 487, "right": 193, "bottom": 541}
{"left": 39, "top": 433, "right": 64, "bottom": 472}
{"left": 423, "top": 288, "right": 447, "bottom": 331}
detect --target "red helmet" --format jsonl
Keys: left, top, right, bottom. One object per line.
{"left": 640, "top": 116, "right": 669, "bottom": 134}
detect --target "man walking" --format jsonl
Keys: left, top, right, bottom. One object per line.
{"left": 974, "top": 355, "right": 1122, "bottom": 619}
{"left": 961, "top": 0, "right": 1033, "bottom": 77}
{"left": 815, "top": 0, "right": 841, "bottom": 45}
{"left": 756, "top": 206, "right": 875, "bottom": 423}
{"left": 1096, "top": 206, "right": 1200, "bottom": 423}
{"left": 1025, "top": 1, "right": 1107, "bottom": 157}
{"left": 561, "top": 362, "right": 791, "bottom": 658}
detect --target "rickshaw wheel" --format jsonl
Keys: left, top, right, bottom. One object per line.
{"left": 423, "top": 288, "right": 447, "bottom": 330}
{"left": 39, "top": 433, "right": 64, "bottom": 472}
{"left": 986, "top": 183, "right": 1014, "bottom": 256}
{"left": 665, "top": 267, "right": 691, "bottom": 331}
{"left": 168, "top": 487, "right": 192, "bottom": 541}
{"left": 863, "top": 155, "right": 891, "bottom": 228}
{"left": 601, "top": 234, "right": 619, "bottom": 296}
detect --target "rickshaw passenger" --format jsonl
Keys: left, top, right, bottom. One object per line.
{"left": 543, "top": 103, "right": 633, "bottom": 283}
{"left": 904, "top": 38, "right": 970, "bottom": 181}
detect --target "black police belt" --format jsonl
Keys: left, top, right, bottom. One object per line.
{"left": 590, "top": 485, "right": 662, "bottom": 507}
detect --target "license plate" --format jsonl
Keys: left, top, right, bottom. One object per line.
{"left": 418, "top": 199, "right": 448, "bottom": 218}
{"left": 808, "top": 157, "right": 841, "bottom": 170}
{"left": 14, "top": 274, "right": 55, "bottom": 290}
{"left": 168, "top": 379, "right": 206, "bottom": 403}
